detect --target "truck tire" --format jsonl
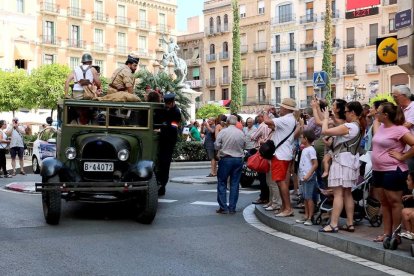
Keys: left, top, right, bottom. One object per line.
{"left": 135, "top": 177, "right": 158, "bottom": 224}
{"left": 42, "top": 175, "right": 61, "bottom": 225}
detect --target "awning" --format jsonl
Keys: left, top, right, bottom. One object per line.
{"left": 192, "top": 67, "right": 200, "bottom": 77}
{"left": 14, "top": 43, "right": 33, "bottom": 60}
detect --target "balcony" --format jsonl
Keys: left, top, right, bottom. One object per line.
{"left": 40, "top": 35, "right": 60, "bottom": 46}
{"left": 185, "top": 80, "right": 203, "bottom": 89}
{"left": 242, "top": 70, "right": 250, "bottom": 79}
{"left": 157, "top": 24, "right": 169, "bottom": 33}
{"left": 204, "top": 24, "right": 231, "bottom": 36}
{"left": 136, "top": 20, "right": 150, "bottom": 31}
{"left": 40, "top": 2, "right": 59, "bottom": 14}
{"left": 67, "top": 39, "right": 85, "bottom": 49}
{"left": 92, "top": 43, "right": 109, "bottom": 52}
{"left": 332, "top": 69, "right": 341, "bottom": 79}
{"left": 271, "top": 15, "right": 295, "bottom": 25}
{"left": 366, "top": 37, "right": 377, "bottom": 46}
{"left": 382, "top": 0, "right": 397, "bottom": 6}
{"left": 321, "top": 39, "right": 341, "bottom": 50}
{"left": 271, "top": 43, "right": 296, "bottom": 53}
{"left": 186, "top": 58, "right": 201, "bottom": 67}
{"left": 115, "top": 16, "right": 130, "bottom": 26}
{"left": 271, "top": 71, "right": 296, "bottom": 80}
{"left": 220, "top": 77, "right": 231, "bottom": 85}
{"left": 92, "top": 12, "right": 109, "bottom": 23}
{"left": 240, "top": 45, "right": 248, "bottom": 54}
{"left": 206, "top": 53, "right": 216, "bottom": 62}
{"left": 206, "top": 79, "right": 217, "bottom": 87}
{"left": 252, "top": 68, "right": 269, "bottom": 78}
{"left": 343, "top": 66, "right": 356, "bottom": 75}
{"left": 300, "top": 14, "right": 317, "bottom": 24}
{"left": 67, "top": 7, "right": 85, "bottom": 18}
{"left": 321, "top": 10, "right": 341, "bottom": 20}
{"left": 219, "top": 52, "right": 230, "bottom": 60}
{"left": 366, "top": 64, "right": 379, "bottom": 74}
{"left": 300, "top": 42, "right": 317, "bottom": 52}
{"left": 299, "top": 72, "right": 313, "bottom": 81}
{"left": 116, "top": 45, "right": 131, "bottom": 56}
{"left": 254, "top": 42, "right": 267, "bottom": 52}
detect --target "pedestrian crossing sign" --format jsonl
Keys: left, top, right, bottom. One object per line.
{"left": 313, "top": 71, "right": 328, "bottom": 88}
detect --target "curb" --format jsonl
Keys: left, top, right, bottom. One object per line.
{"left": 170, "top": 161, "right": 211, "bottom": 170}
{"left": 254, "top": 205, "right": 414, "bottom": 274}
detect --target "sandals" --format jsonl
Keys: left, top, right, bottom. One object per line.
{"left": 373, "top": 234, "right": 388, "bottom": 242}
{"left": 252, "top": 199, "right": 269, "bottom": 205}
{"left": 216, "top": 208, "right": 228, "bottom": 214}
{"left": 341, "top": 224, "right": 355, "bottom": 232}
{"left": 207, "top": 173, "right": 217, "bottom": 177}
{"left": 319, "top": 225, "right": 339, "bottom": 233}
{"left": 20, "top": 171, "right": 26, "bottom": 175}
{"left": 12, "top": 171, "right": 16, "bottom": 176}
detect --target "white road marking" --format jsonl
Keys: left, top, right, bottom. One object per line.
{"left": 198, "top": 189, "right": 259, "bottom": 194}
{"left": 243, "top": 205, "right": 412, "bottom": 276}
{"left": 158, "top": 199, "right": 177, "bottom": 203}
{"left": 191, "top": 201, "right": 219, "bottom": 206}
{"left": 0, "top": 188, "right": 39, "bottom": 195}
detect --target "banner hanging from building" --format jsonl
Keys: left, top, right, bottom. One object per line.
{"left": 346, "top": 0, "right": 380, "bottom": 11}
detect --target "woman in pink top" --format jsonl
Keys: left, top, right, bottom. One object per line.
{"left": 372, "top": 102, "right": 414, "bottom": 242}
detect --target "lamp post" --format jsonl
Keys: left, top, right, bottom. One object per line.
{"left": 344, "top": 76, "right": 366, "bottom": 102}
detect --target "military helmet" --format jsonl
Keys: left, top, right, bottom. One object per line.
{"left": 81, "top": 53, "right": 93, "bottom": 63}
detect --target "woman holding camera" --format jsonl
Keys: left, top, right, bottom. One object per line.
{"left": 0, "top": 120, "right": 12, "bottom": 178}
{"left": 5, "top": 117, "right": 26, "bottom": 176}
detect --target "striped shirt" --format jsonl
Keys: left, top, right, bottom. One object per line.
{"left": 251, "top": 122, "right": 273, "bottom": 149}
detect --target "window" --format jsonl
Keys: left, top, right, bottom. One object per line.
{"left": 210, "top": 67, "right": 215, "bottom": 81}
{"left": 70, "top": 25, "right": 80, "bottom": 46}
{"left": 275, "top": 87, "right": 281, "bottom": 104}
{"left": 70, "top": 57, "right": 80, "bottom": 70}
{"left": 159, "top": 13, "right": 166, "bottom": 25}
{"left": 258, "top": 30, "right": 265, "bottom": 43}
{"left": 44, "top": 21, "right": 55, "bottom": 43}
{"left": 210, "top": 44, "right": 215, "bottom": 55}
{"left": 275, "top": 61, "right": 280, "bottom": 79}
{"left": 71, "top": 0, "right": 79, "bottom": 8}
{"left": 15, "top": 60, "right": 26, "bottom": 69}
{"left": 222, "top": 88, "right": 229, "bottom": 100}
{"left": 118, "top": 32, "right": 126, "bottom": 52}
{"left": 389, "top": 13, "right": 396, "bottom": 32}
{"left": 117, "top": 4, "right": 126, "bottom": 17}
{"left": 240, "top": 5, "right": 246, "bottom": 18}
{"left": 258, "top": 0, "right": 265, "bottom": 15}
{"left": 223, "top": 41, "right": 228, "bottom": 53}
{"left": 139, "top": 9, "right": 146, "bottom": 21}
{"left": 369, "top": 23, "right": 378, "bottom": 45}
{"left": 95, "top": 59, "right": 104, "bottom": 75}
{"left": 210, "top": 90, "right": 215, "bottom": 101}
{"left": 306, "top": 86, "right": 314, "bottom": 104}
{"left": 289, "top": 33, "right": 295, "bottom": 50}
{"left": 217, "top": 16, "right": 221, "bottom": 33}
{"left": 159, "top": 38, "right": 165, "bottom": 48}
{"left": 346, "top": 54, "right": 355, "bottom": 74}
{"left": 258, "top": 83, "right": 266, "bottom": 102}
{"left": 224, "top": 14, "right": 229, "bottom": 31}
{"left": 305, "top": 2, "right": 313, "bottom": 20}
{"left": 209, "top": 17, "right": 214, "bottom": 34}
{"left": 289, "top": 59, "right": 295, "bottom": 77}
{"left": 242, "top": 84, "right": 247, "bottom": 104}
{"left": 275, "top": 35, "right": 280, "bottom": 52}
{"left": 192, "top": 67, "right": 200, "bottom": 80}
{"left": 44, "top": 54, "right": 54, "bottom": 64}
{"left": 306, "top": 57, "right": 314, "bottom": 77}
{"left": 95, "top": 0, "right": 103, "bottom": 13}
{"left": 223, "top": 66, "right": 229, "bottom": 83}
{"left": 139, "top": 36, "right": 147, "bottom": 52}
{"left": 289, "top": 86, "right": 295, "bottom": 99}
{"left": 278, "top": 4, "right": 292, "bottom": 23}
{"left": 94, "top": 29, "right": 104, "bottom": 49}
{"left": 346, "top": 27, "right": 355, "bottom": 48}
{"left": 17, "top": 0, "right": 24, "bottom": 13}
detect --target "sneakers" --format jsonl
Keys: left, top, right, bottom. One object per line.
{"left": 295, "top": 218, "right": 307, "bottom": 223}
{"left": 304, "top": 219, "right": 313, "bottom": 226}
{"left": 3, "top": 174, "right": 12, "bottom": 178}
{"left": 400, "top": 231, "right": 414, "bottom": 240}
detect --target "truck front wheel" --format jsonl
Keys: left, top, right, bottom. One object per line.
{"left": 42, "top": 176, "right": 61, "bottom": 225}
{"left": 135, "top": 177, "right": 158, "bottom": 224}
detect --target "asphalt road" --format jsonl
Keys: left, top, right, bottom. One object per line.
{"left": 0, "top": 168, "right": 390, "bottom": 276}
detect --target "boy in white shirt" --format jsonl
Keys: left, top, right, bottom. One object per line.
{"left": 296, "top": 129, "right": 318, "bottom": 226}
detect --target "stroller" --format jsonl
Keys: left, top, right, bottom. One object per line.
{"left": 313, "top": 152, "right": 382, "bottom": 227}
{"left": 240, "top": 149, "right": 258, "bottom": 188}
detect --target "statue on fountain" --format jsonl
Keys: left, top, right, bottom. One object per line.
{"left": 160, "top": 35, "right": 188, "bottom": 87}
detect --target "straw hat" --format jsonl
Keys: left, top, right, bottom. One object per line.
{"left": 278, "top": 98, "right": 297, "bottom": 111}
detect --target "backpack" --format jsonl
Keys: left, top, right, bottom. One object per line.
{"left": 259, "top": 140, "right": 276, "bottom": 160}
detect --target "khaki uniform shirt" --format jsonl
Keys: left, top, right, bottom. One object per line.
{"left": 107, "top": 65, "right": 135, "bottom": 94}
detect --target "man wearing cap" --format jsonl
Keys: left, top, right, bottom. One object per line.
{"left": 156, "top": 92, "right": 182, "bottom": 196}
{"left": 64, "top": 53, "right": 101, "bottom": 99}
{"left": 107, "top": 54, "right": 139, "bottom": 95}
{"left": 264, "top": 98, "right": 297, "bottom": 217}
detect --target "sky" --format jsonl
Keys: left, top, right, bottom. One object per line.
{"left": 176, "top": 0, "right": 204, "bottom": 32}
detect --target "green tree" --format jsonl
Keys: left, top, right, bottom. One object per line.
{"left": 196, "top": 104, "right": 227, "bottom": 120}
{"left": 0, "top": 69, "right": 29, "bottom": 115}
{"left": 25, "top": 64, "right": 71, "bottom": 116}
{"left": 135, "top": 70, "right": 191, "bottom": 120}
{"left": 230, "top": 0, "right": 242, "bottom": 113}
{"left": 322, "top": 0, "right": 332, "bottom": 104}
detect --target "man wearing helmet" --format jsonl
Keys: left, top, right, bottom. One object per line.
{"left": 64, "top": 53, "right": 101, "bottom": 99}
{"left": 107, "top": 54, "right": 139, "bottom": 95}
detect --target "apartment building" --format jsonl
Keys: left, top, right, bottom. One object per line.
{"left": 36, "top": 0, "right": 177, "bottom": 77}
{"left": 0, "top": 0, "right": 37, "bottom": 71}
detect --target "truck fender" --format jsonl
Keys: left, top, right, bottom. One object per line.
{"left": 124, "top": 160, "right": 154, "bottom": 181}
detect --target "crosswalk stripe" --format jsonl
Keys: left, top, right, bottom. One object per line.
{"left": 158, "top": 199, "right": 177, "bottom": 203}
{"left": 198, "top": 189, "right": 259, "bottom": 195}
{"left": 191, "top": 201, "right": 219, "bottom": 206}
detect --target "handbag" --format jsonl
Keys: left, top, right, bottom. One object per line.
{"left": 247, "top": 152, "right": 270, "bottom": 173}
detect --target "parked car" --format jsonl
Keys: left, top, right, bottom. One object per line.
{"left": 32, "top": 127, "right": 57, "bottom": 174}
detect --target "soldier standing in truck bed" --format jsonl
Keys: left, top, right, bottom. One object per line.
{"left": 107, "top": 54, "right": 139, "bottom": 95}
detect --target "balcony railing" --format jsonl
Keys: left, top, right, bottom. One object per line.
{"left": 343, "top": 66, "right": 356, "bottom": 75}
{"left": 242, "top": 70, "right": 249, "bottom": 79}
{"left": 321, "top": 39, "right": 341, "bottom": 49}
{"left": 67, "top": 7, "right": 85, "bottom": 18}
{"left": 271, "top": 71, "right": 296, "bottom": 80}
{"left": 300, "top": 42, "right": 317, "bottom": 51}
{"left": 254, "top": 42, "right": 267, "bottom": 52}
{"left": 40, "top": 35, "right": 60, "bottom": 46}
{"left": 185, "top": 80, "right": 203, "bottom": 89}
{"left": 136, "top": 20, "right": 150, "bottom": 31}
{"left": 219, "top": 52, "right": 230, "bottom": 60}
{"left": 271, "top": 43, "right": 296, "bottom": 53}
{"left": 40, "top": 2, "right": 59, "bottom": 14}
{"left": 185, "top": 58, "right": 201, "bottom": 67}
{"left": 115, "top": 16, "right": 130, "bottom": 26}
{"left": 116, "top": 45, "right": 130, "bottom": 55}
{"left": 252, "top": 68, "right": 269, "bottom": 78}
{"left": 240, "top": 45, "right": 248, "bottom": 54}
{"left": 366, "top": 37, "right": 377, "bottom": 46}
{"left": 271, "top": 15, "right": 295, "bottom": 25}
{"left": 382, "top": 0, "right": 397, "bottom": 6}
{"left": 157, "top": 24, "right": 169, "bottom": 33}
{"left": 366, "top": 64, "right": 379, "bottom": 73}
{"left": 67, "top": 39, "right": 85, "bottom": 49}
{"left": 299, "top": 72, "right": 313, "bottom": 81}
{"left": 300, "top": 13, "right": 317, "bottom": 24}
{"left": 206, "top": 54, "right": 216, "bottom": 62}
{"left": 220, "top": 77, "right": 231, "bottom": 85}
{"left": 206, "top": 79, "right": 217, "bottom": 87}
{"left": 92, "top": 11, "right": 109, "bottom": 22}
{"left": 92, "top": 43, "right": 109, "bottom": 52}
{"left": 321, "top": 10, "right": 340, "bottom": 20}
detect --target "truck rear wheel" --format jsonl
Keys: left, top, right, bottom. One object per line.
{"left": 135, "top": 177, "right": 158, "bottom": 224}
{"left": 42, "top": 175, "right": 61, "bottom": 225}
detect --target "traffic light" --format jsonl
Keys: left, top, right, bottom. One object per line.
{"left": 376, "top": 36, "right": 398, "bottom": 66}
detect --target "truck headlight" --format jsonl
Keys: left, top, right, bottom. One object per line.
{"left": 65, "top": 147, "right": 76, "bottom": 160}
{"left": 118, "top": 149, "right": 129, "bottom": 161}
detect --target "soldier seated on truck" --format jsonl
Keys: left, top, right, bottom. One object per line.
{"left": 107, "top": 54, "right": 139, "bottom": 95}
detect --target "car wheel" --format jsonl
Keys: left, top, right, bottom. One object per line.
{"left": 41, "top": 175, "right": 61, "bottom": 225}
{"left": 135, "top": 177, "right": 158, "bottom": 224}
{"left": 32, "top": 156, "right": 40, "bottom": 174}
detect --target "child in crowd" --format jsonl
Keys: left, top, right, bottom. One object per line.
{"left": 400, "top": 171, "right": 414, "bottom": 240}
{"left": 321, "top": 121, "right": 335, "bottom": 178}
{"left": 296, "top": 130, "right": 318, "bottom": 226}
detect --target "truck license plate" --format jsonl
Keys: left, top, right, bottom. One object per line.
{"left": 84, "top": 162, "right": 114, "bottom": 172}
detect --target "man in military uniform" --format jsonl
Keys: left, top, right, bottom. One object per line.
{"left": 107, "top": 54, "right": 139, "bottom": 95}
{"left": 156, "top": 92, "right": 181, "bottom": 196}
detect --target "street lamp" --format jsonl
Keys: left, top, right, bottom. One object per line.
{"left": 344, "top": 76, "right": 366, "bottom": 102}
